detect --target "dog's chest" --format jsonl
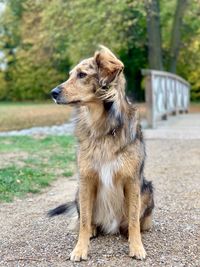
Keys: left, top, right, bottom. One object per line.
{"left": 92, "top": 157, "right": 125, "bottom": 234}
{"left": 90, "top": 138, "right": 124, "bottom": 187}
{"left": 95, "top": 159, "right": 121, "bottom": 187}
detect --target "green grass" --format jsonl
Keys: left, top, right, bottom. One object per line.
{"left": 0, "top": 135, "right": 76, "bottom": 202}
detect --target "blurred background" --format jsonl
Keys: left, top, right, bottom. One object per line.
{"left": 0, "top": 2, "right": 200, "bottom": 264}
{"left": 0, "top": 0, "right": 199, "bottom": 131}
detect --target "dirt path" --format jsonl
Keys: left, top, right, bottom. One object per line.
{"left": 0, "top": 139, "right": 200, "bottom": 267}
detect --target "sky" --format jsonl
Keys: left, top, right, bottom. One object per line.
{"left": 0, "top": 3, "right": 5, "bottom": 12}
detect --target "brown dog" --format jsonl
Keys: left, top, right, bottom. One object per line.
{"left": 50, "top": 46, "right": 154, "bottom": 261}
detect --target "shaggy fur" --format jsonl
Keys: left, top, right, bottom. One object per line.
{"left": 50, "top": 46, "right": 154, "bottom": 261}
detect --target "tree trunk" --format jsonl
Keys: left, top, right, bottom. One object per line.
{"left": 168, "top": 0, "right": 188, "bottom": 73}
{"left": 145, "top": 0, "right": 163, "bottom": 70}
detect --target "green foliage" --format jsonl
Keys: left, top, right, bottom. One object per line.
{"left": 0, "top": 0, "right": 70, "bottom": 100}
{"left": 0, "top": 71, "right": 7, "bottom": 99}
{"left": 0, "top": 0, "right": 199, "bottom": 101}
{"left": 0, "top": 0, "right": 147, "bottom": 101}
{"left": 160, "top": 0, "right": 200, "bottom": 100}
{"left": 42, "top": 0, "right": 145, "bottom": 62}
{"left": 9, "top": 58, "right": 63, "bottom": 100}
{"left": 176, "top": 0, "right": 200, "bottom": 101}
{"left": 0, "top": 135, "right": 76, "bottom": 202}
{"left": 178, "top": 38, "right": 200, "bottom": 101}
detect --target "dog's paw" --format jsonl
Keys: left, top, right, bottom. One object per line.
{"left": 90, "top": 225, "right": 97, "bottom": 238}
{"left": 129, "top": 242, "right": 146, "bottom": 260}
{"left": 70, "top": 244, "right": 88, "bottom": 262}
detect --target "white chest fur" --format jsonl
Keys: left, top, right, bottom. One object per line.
{"left": 93, "top": 158, "right": 125, "bottom": 234}
{"left": 98, "top": 159, "right": 121, "bottom": 187}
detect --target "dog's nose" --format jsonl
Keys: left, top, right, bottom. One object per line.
{"left": 51, "top": 87, "right": 61, "bottom": 100}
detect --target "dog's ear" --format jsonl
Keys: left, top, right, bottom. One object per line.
{"left": 94, "top": 46, "right": 124, "bottom": 87}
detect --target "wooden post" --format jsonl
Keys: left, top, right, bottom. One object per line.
{"left": 186, "top": 84, "right": 190, "bottom": 113}
{"left": 174, "top": 79, "right": 178, "bottom": 115}
{"left": 162, "top": 76, "right": 168, "bottom": 120}
{"left": 144, "top": 72, "right": 156, "bottom": 128}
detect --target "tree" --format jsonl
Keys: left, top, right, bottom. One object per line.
{"left": 143, "top": 0, "right": 200, "bottom": 100}
{"left": 145, "top": 0, "right": 163, "bottom": 70}
{"left": 144, "top": 0, "right": 189, "bottom": 73}
{"left": 168, "top": 0, "right": 188, "bottom": 73}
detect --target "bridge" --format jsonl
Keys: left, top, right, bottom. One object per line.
{"left": 142, "top": 69, "right": 191, "bottom": 129}
{"left": 141, "top": 69, "right": 200, "bottom": 139}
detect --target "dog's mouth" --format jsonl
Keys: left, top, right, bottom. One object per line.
{"left": 55, "top": 99, "right": 81, "bottom": 105}
{"left": 68, "top": 100, "right": 81, "bottom": 105}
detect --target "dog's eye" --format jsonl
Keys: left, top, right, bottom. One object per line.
{"left": 77, "top": 72, "right": 87, "bottom": 79}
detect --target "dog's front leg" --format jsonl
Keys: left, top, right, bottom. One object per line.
{"left": 70, "top": 175, "right": 96, "bottom": 262}
{"left": 125, "top": 178, "right": 146, "bottom": 260}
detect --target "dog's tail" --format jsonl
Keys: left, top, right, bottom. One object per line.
{"left": 48, "top": 201, "right": 79, "bottom": 217}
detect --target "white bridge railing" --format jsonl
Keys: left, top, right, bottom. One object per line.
{"left": 142, "top": 69, "right": 190, "bottom": 128}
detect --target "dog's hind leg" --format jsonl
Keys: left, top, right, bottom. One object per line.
{"left": 90, "top": 224, "right": 97, "bottom": 238}
{"left": 140, "top": 213, "right": 153, "bottom": 231}
{"left": 140, "top": 178, "right": 154, "bottom": 232}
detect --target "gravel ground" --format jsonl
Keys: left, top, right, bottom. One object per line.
{"left": 0, "top": 122, "right": 75, "bottom": 137}
{"left": 0, "top": 139, "right": 200, "bottom": 267}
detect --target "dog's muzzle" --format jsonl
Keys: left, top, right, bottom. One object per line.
{"left": 51, "top": 86, "right": 61, "bottom": 101}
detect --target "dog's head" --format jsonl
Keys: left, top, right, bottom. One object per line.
{"left": 51, "top": 46, "right": 124, "bottom": 105}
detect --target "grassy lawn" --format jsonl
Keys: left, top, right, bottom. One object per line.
{"left": 0, "top": 102, "right": 72, "bottom": 131}
{"left": 0, "top": 135, "right": 76, "bottom": 202}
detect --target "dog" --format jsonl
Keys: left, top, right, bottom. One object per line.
{"left": 50, "top": 46, "right": 154, "bottom": 261}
